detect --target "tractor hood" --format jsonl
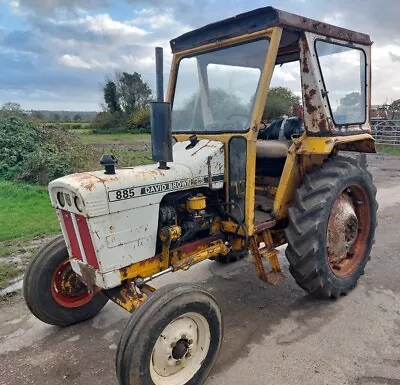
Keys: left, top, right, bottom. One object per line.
{"left": 49, "top": 139, "right": 225, "bottom": 217}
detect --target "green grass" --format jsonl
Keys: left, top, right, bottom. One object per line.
{"left": 72, "top": 130, "right": 150, "bottom": 145}
{"left": 48, "top": 122, "right": 90, "bottom": 128}
{"left": 376, "top": 144, "right": 400, "bottom": 155}
{"left": 0, "top": 181, "right": 59, "bottom": 242}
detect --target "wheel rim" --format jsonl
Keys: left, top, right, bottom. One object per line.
{"left": 51, "top": 259, "right": 94, "bottom": 308}
{"left": 150, "top": 312, "right": 211, "bottom": 385}
{"left": 327, "top": 184, "right": 371, "bottom": 278}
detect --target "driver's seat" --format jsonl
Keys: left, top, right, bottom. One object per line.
{"left": 256, "top": 140, "right": 292, "bottom": 159}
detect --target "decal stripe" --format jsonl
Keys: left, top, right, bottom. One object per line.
{"left": 71, "top": 213, "right": 88, "bottom": 264}
{"left": 75, "top": 214, "right": 99, "bottom": 270}
{"left": 107, "top": 174, "right": 225, "bottom": 202}
{"left": 60, "top": 210, "right": 82, "bottom": 261}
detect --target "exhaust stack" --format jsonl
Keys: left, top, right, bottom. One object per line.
{"left": 150, "top": 47, "right": 173, "bottom": 170}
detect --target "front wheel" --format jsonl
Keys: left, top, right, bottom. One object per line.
{"left": 285, "top": 156, "right": 377, "bottom": 298}
{"left": 23, "top": 235, "right": 108, "bottom": 326}
{"left": 116, "top": 284, "right": 223, "bottom": 385}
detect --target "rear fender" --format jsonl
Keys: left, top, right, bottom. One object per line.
{"left": 273, "top": 133, "right": 375, "bottom": 219}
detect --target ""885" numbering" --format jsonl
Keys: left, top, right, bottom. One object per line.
{"left": 108, "top": 188, "right": 135, "bottom": 202}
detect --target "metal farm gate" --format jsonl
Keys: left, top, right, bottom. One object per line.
{"left": 372, "top": 120, "right": 400, "bottom": 146}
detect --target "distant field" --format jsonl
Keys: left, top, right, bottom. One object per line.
{"left": 55, "top": 122, "right": 90, "bottom": 127}
{"left": 71, "top": 129, "right": 151, "bottom": 146}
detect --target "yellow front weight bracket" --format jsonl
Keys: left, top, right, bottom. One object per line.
{"left": 104, "top": 282, "right": 155, "bottom": 313}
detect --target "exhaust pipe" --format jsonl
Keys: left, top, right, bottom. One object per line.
{"left": 150, "top": 47, "right": 173, "bottom": 170}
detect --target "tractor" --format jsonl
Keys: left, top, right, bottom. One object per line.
{"left": 24, "top": 7, "right": 377, "bottom": 385}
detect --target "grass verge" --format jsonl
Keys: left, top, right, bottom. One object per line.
{"left": 0, "top": 181, "right": 59, "bottom": 242}
{"left": 376, "top": 144, "right": 400, "bottom": 155}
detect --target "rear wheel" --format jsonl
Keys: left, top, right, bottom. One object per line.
{"left": 117, "top": 284, "right": 223, "bottom": 385}
{"left": 23, "top": 235, "right": 108, "bottom": 326}
{"left": 285, "top": 156, "right": 377, "bottom": 298}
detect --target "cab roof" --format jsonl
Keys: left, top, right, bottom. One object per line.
{"left": 170, "top": 6, "right": 371, "bottom": 53}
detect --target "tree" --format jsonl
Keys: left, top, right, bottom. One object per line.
{"left": 2, "top": 102, "right": 21, "bottom": 111}
{"left": 52, "top": 113, "right": 60, "bottom": 122}
{"left": 263, "top": 87, "right": 300, "bottom": 121}
{"left": 339, "top": 92, "right": 362, "bottom": 107}
{"left": 103, "top": 71, "right": 152, "bottom": 115}
{"left": 104, "top": 80, "right": 121, "bottom": 113}
{"left": 73, "top": 114, "right": 82, "bottom": 121}
{"left": 116, "top": 72, "right": 152, "bottom": 114}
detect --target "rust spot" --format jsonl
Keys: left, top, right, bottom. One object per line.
{"left": 304, "top": 89, "right": 318, "bottom": 115}
{"left": 318, "top": 119, "right": 328, "bottom": 131}
{"left": 72, "top": 173, "right": 99, "bottom": 191}
{"left": 299, "top": 37, "right": 310, "bottom": 73}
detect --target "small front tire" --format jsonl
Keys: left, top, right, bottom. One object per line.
{"left": 116, "top": 283, "right": 223, "bottom": 385}
{"left": 23, "top": 235, "right": 108, "bottom": 326}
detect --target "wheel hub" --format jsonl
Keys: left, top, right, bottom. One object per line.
{"left": 327, "top": 193, "right": 358, "bottom": 264}
{"left": 326, "top": 184, "right": 371, "bottom": 278}
{"left": 51, "top": 260, "right": 94, "bottom": 308}
{"left": 150, "top": 312, "right": 211, "bottom": 384}
{"left": 172, "top": 339, "right": 190, "bottom": 360}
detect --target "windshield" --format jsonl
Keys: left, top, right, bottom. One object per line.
{"left": 315, "top": 40, "right": 366, "bottom": 125}
{"left": 172, "top": 39, "right": 270, "bottom": 133}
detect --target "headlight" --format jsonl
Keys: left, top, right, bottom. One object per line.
{"left": 65, "top": 194, "right": 72, "bottom": 207}
{"left": 74, "top": 196, "right": 83, "bottom": 212}
{"left": 57, "top": 192, "right": 65, "bottom": 207}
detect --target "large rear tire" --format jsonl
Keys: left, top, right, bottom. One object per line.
{"left": 23, "top": 235, "right": 108, "bottom": 326}
{"left": 116, "top": 284, "right": 223, "bottom": 385}
{"left": 285, "top": 156, "right": 377, "bottom": 298}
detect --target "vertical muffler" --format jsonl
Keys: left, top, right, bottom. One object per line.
{"left": 150, "top": 47, "right": 173, "bottom": 170}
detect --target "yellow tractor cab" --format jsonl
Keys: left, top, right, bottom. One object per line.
{"left": 23, "top": 7, "right": 377, "bottom": 385}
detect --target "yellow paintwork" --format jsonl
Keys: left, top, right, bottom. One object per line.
{"left": 295, "top": 132, "right": 375, "bottom": 154}
{"left": 120, "top": 238, "right": 229, "bottom": 282}
{"left": 187, "top": 194, "right": 207, "bottom": 210}
{"left": 159, "top": 225, "right": 182, "bottom": 242}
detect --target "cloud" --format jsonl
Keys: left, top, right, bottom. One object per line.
{"left": 59, "top": 54, "right": 118, "bottom": 70}
{"left": 389, "top": 52, "right": 400, "bottom": 62}
{"left": 0, "top": 5, "right": 193, "bottom": 109}
{"left": 85, "top": 14, "right": 147, "bottom": 37}
{"left": 13, "top": 0, "right": 108, "bottom": 15}
{"left": 1, "top": 0, "right": 400, "bottom": 110}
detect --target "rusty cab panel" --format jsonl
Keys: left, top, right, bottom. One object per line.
{"left": 299, "top": 31, "right": 372, "bottom": 139}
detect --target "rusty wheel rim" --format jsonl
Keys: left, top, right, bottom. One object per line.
{"left": 51, "top": 260, "right": 94, "bottom": 308}
{"left": 326, "top": 184, "right": 371, "bottom": 278}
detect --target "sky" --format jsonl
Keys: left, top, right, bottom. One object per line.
{"left": 0, "top": 0, "right": 399, "bottom": 111}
